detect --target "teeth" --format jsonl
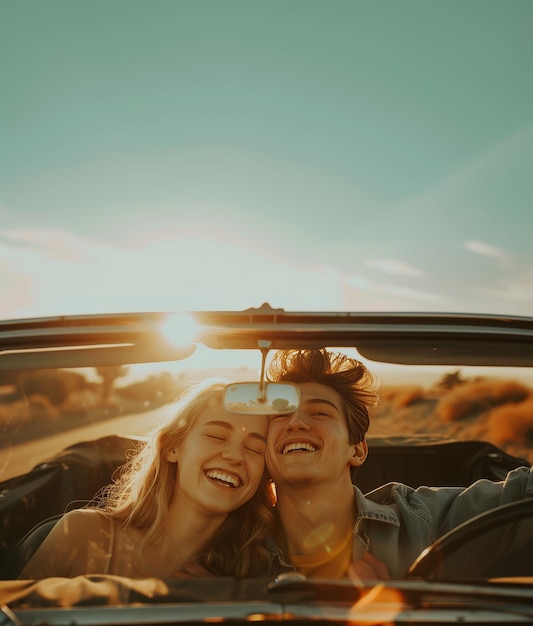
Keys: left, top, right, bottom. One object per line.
{"left": 282, "top": 442, "right": 317, "bottom": 455}
{"left": 206, "top": 470, "right": 240, "bottom": 488}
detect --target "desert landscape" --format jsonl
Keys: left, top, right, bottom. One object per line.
{"left": 370, "top": 372, "right": 533, "bottom": 465}
{"left": 2, "top": 367, "right": 533, "bottom": 482}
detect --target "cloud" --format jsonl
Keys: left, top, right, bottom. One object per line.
{"left": 2, "top": 221, "right": 530, "bottom": 321}
{"left": 363, "top": 258, "right": 424, "bottom": 278}
{"left": 3, "top": 229, "right": 95, "bottom": 262}
{"left": 380, "top": 284, "right": 448, "bottom": 303}
{"left": 345, "top": 274, "right": 449, "bottom": 307}
{"left": 0, "top": 265, "right": 33, "bottom": 319}
{"left": 0, "top": 227, "right": 347, "bottom": 318}
{"left": 464, "top": 240, "right": 509, "bottom": 264}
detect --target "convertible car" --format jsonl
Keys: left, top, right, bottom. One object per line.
{"left": 1, "top": 303, "right": 533, "bottom": 624}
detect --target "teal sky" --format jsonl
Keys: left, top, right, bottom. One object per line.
{"left": 1, "top": 0, "right": 532, "bottom": 318}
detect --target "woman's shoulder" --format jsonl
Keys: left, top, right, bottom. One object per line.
{"left": 40, "top": 508, "right": 114, "bottom": 552}
{"left": 20, "top": 509, "right": 113, "bottom": 578}
{"left": 62, "top": 507, "right": 110, "bottom": 526}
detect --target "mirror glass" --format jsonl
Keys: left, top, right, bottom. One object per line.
{"left": 224, "top": 382, "right": 300, "bottom": 415}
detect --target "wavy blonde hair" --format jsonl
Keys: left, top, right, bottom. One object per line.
{"left": 98, "top": 380, "right": 274, "bottom": 578}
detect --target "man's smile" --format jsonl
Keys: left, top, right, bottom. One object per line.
{"left": 281, "top": 442, "right": 318, "bottom": 454}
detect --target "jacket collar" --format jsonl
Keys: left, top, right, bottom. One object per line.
{"left": 353, "top": 485, "right": 400, "bottom": 527}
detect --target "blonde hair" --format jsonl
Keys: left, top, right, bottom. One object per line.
{"left": 99, "top": 380, "right": 274, "bottom": 577}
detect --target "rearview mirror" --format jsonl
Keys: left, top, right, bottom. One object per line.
{"left": 224, "top": 382, "right": 300, "bottom": 415}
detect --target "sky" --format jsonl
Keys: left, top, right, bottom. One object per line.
{"left": 1, "top": 0, "right": 532, "bottom": 320}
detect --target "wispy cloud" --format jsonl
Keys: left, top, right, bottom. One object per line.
{"left": 3, "top": 229, "right": 95, "bottom": 262}
{"left": 0, "top": 228, "right": 346, "bottom": 318}
{"left": 345, "top": 274, "right": 449, "bottom": 307}
{"left": 464, "top": 240, "right": 509, "bottom": 265}
{"left": 380, "top": 284, "right": 448, "bottom": 303}
{"left": 363, "top": 258, "right": 424, "bottom": 278}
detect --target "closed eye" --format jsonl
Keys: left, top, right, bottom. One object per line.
{"left": 206, "top": 434, "right": 226, "bottom": 441}
{"left": 245, "top": 445, "right": 265, "bottom": 455}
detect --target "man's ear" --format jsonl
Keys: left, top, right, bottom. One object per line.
{"left": 349, "top": 439, "right": 368, "bottom": 467}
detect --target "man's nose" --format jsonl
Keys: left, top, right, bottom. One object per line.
{"left": 286, "top": 411, "right": 310, "bottom": 430}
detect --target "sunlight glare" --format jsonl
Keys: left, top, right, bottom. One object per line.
{"left": 159, "top": 313, "right": 199, "bottom": 346}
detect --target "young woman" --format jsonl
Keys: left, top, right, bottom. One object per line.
{"left": 20, "top": 381, "right": 273, "bottom": 579}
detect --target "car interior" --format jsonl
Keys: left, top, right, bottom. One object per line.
{"left": 1, "top": 431, "right": 529, "bottom": 580}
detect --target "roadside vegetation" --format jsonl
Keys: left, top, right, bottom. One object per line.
{"left": 372, "top": 371, "right": 533, "bottom": 464}
{"left": 2, "top": 367, "right": 532, "bottom": 465}
{"left": 0, "top": 367, "right": 189, "bottom": 446}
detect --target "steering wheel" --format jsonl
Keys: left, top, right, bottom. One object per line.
{"left": 407, "top": 499, "right": 533, "bottom": 580}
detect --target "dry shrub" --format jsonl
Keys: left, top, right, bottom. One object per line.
{"left": 60, "top": 388, "right": 101, "bottom": 415}
{"left": 378, "top": 387, "right": 398, "bottom": 402}
{"left": 20, "top": 370, "right": 75, "bottom": 406}
{"left": 436, "top": 378, "right": 530, "bottom": 423}
{"left": 27, "top": 394, "right": 60, "bottom": 420}
{"left": 378, "top": 385, "right": 426, "bottom": 409}
{"left": 0, "top": 400, "right": 31, "bottom": 427}
{"left": 486, "top": 396, "right": 533, "bottom": 446}
{"left": 0, "top": 395, "right": 60, "bottom": 430}
{"left": 392, "top": 386, "right": 426, "bottom": 409}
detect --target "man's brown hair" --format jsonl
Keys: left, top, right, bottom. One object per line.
{"left": 266, "top": 349, "right": 379, "bottom": 444}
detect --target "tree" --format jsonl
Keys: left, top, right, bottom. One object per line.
{"left": 95, "top": 366, "right": 128, "bottom": 403}
{"left": 437, "top": 370, "right": 465, "bottom": 390}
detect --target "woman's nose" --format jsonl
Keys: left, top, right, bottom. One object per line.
{"left": 221, "top": 441, "right": 244, "bottom": 464}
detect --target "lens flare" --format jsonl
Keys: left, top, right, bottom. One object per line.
{"left": 159, "top": 313, "right": 199, "bottom": 346}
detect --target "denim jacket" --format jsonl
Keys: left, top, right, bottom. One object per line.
{"left": 266, "top": 466, "right": 533, "bottom": 578}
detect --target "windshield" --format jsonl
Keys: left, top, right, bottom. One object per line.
{"left": 3, "top": 348, "right": 532, "bottom": 484}
{"left": 0, "top": 333, "right": 533, "bottom": 616}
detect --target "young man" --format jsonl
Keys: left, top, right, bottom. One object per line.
{"left": 265, "top": 348, "right": 533, "bottom": 579}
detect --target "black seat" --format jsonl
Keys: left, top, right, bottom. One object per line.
{"left": 0, "top": 435, "right": 138, "bottom": 553}
{"left": 354, "top": 437, "right": 530, "bottom": 493}
{"left": 1, "top": 515, "right": 61, "bottom": 579}
{"left": 0, "top": 435, "right": 142, "bottom": 578}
